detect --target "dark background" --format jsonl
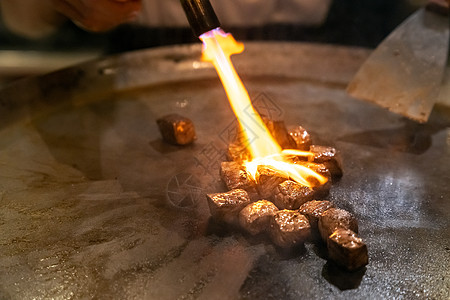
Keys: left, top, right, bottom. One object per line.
{"left": 0, "top": 0, "right": 417, "bottom": 54}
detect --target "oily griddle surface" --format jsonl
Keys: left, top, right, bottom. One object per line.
{"left": 0, "top": 43, "right": 448, "bottom": 299}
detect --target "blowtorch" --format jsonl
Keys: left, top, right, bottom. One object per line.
{"left": 180, "top": 0, "right": 221, "bottom": 37}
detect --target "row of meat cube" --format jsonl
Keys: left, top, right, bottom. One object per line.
{"left": 156, "top": 114, "right": 368, "bottom": 269}
{"left": 208, "top": 119, "right": 367, "bottom": 270}
{"left": 206, "top": 189, "right": 368, "bottom": 271}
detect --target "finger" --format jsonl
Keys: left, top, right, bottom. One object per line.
{"left": 52, "top": 0, "right": 101, "bottom": 31}
{"left": 106, "top": 0, "right": 142, "bottom": 15}
{"left": 50, "top": 0, "right": 84, "bottom": 22}
{"left": 93, "top": 0, "right": 142, "bottom": 24}
{"left": 59, "top": 0, "right": 88, "bottom": 14}
{"left": 54, "top": 0, "right": 142, "bottom": 32}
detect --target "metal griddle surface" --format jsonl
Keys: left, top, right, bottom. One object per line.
{"left": 0, "top": 43, "right": 449, "bottom": 299}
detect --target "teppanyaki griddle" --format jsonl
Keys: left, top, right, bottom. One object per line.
{"left": 0, "top": 42, "right": 448, "bottom": 299}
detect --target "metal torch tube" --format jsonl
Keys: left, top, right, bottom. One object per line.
{"left": 180, "top": 0, "right": 221, "bottom": 37}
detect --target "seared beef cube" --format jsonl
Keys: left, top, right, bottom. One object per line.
{"left": 327, "top": 229, "right": 368, "bottom": 271}
{"left": 295, "top": 161, "right": 332, "bottom": 199}
{"left": 156, "top": 114, "right": 196, "bottom": 145}
{"left": 227, "top": 127, "right": 251, "bottom": 163}
{"left": 318, "top": 208, "right": 358, "bottom": 242}
{"left": 227, "top": 142, "right": 251, "bottom": 163}
{"left": 298, "top": 200, "right": 335, "bottom": 233}
{"left": 220, "top": 162, "right": 257, "bottom": 194}
{"left": 312, "top": 181, "right": 331, "bottom": 199}
{"left": 239, "top": 200, "right": 279, "bottom": 235}
{"left": 297, "top": 161, "right": 331, "bottom": 179}
{"left": 309, "top": 145, "right": 343, "bottom": 180}
{"left": 273, "top": 180, "right": 314, "bottom": 209}
{"left": 270, "top": 210, "right": 311, "bottom": 248}
{"left": 255, "top": 165, "right": 289, "bottom": 199}
{"left": 226, "top": 125, "right": 252, "bottom": 162}
{"left": 309, "top": 145, "right": 338, "bottom": 163}
{"left": 206, "top": 189, "right": 251, "bottom": 225}
{"left": 261, "top": 116, "right": 297, "bottom": 149}
{"left": 289, "top": 126, "right": 312, "bottom": 151}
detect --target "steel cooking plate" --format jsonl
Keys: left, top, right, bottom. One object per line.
{"left": 0, "top": 42, "right": 448, "bottom": 299}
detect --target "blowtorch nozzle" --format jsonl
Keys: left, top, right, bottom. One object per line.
{"left": 180, "top": 0, "right": 221, "bottom": 37}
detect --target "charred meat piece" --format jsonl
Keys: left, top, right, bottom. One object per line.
{"left": 226, "top": 125, "right": 252, "bottom": 163}
{"left": 156, "top": 114, "right": 196, "bottom": 145}
{"left": 239, "top": 200, "right": 279, "bottom": 235}
{"left": 298, "top": 200, "right": 334, "bottom": 233}
{"left": 269, "top": 210, "right": 311, "bottom": 248}
{"left": 312, "top": 182, "right": 331, "bottom": 200}
{"left": 318, "top": 208, "right": 358, "bottom": 242}
{"left": 295, "top": 161, "right": 331, "bottom": 199}
{"left": 220, "top": 161, "right": 257, "bottom": 195}
{"left": 255, "top": 165, "right": 289, "bottom": 199}
{"left": 273, "top": 180, "right": 314, "bottom": 210}
{"left": 206, "top": 189, "right": 251, "bottom": 226}
{"left": 261, "top": 115, "right": 297, "bottom": 150}
{"left": 297, "top": 161, "right": 331, "bottom": 179}
{"left": 327, "top": 229, "right": 368, "bottom": 271}
{"left": 309, "top": 145, "right": 343, "bottom": 180}
{"left": 289, "top": 126, "right": 312, "bottom": 151}
{"left": 227, "top": 142, "right": 251, "bottom": 163}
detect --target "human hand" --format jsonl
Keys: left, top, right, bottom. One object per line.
{"left": 50, "top": 0, "right": 142, "bottom": 32}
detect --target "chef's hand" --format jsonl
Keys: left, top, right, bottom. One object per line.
{"left": 50, "top": 0, "right": 142, "bottom": 32}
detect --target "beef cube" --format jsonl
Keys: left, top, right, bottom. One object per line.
{"left": 239, "top": 200, "right": 279, "bottom": 235}
{"left": 294, "top": 161, "right": 332, "bottom": 199}
{"left": 327, "top": 229, "right": 368, "bottom": 271}
{"left": 220, "top": 162, "right": 257, "bottom": 193}
{"left": 297, "top": 161, "right": 331, "bottom": 179}
{"left": 309, "top": 145, "right": 343, "bottom": 180}
{"left": 206, "top": 189, "right": 251, "bottom": 225}
{"left": 269, "top": 210, "right": 311, "bottom": 248}
{"left": 289, "top": 126, "right": 312, "bottom": 151}
{"left": 255, "top": 165, "right": 289, "bottom": 199}
{"left": 261, "top": 115, "right": 297, "bottom": 149}
{"left": 298, "top": 200, "right": 335, "bottom": 233}
{"left": 156, "top": 114, "right": 196, "bottom": 145}
{"left": 226, "top": 125, "right": 252, "bottom": 163}
{"left": 318, "top": 208, "right": 358, "bottom": 242}
{"left": 227, "top": 142, "right": 251, "bottom": 163}
{"left": 273, "top": 180, "right": 314, "bottom": 210}
{"left": 312, "top": 182, "right": 331, "bottom": 200}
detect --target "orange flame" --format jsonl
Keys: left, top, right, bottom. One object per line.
{"left": 200, "top": 29, "right": 327, "bottom": 187}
